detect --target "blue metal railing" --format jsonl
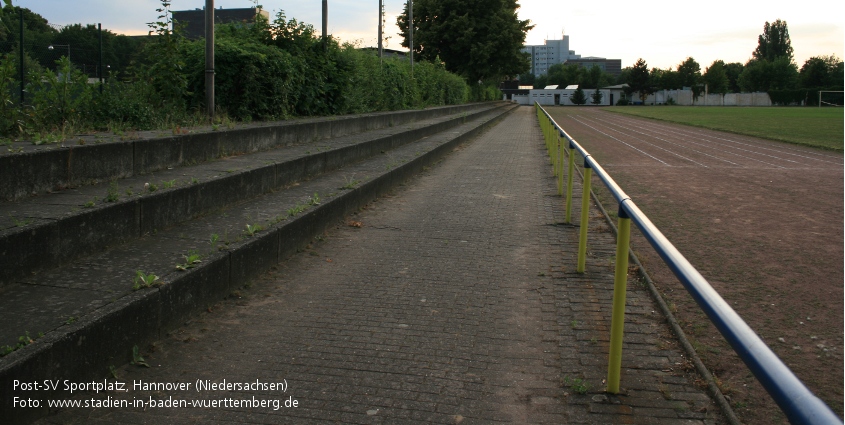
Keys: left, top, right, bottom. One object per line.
{"left": 534, "top": 102, "right": 841, "bottom": 425}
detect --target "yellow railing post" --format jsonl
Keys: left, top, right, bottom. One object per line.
{"left": 565, "top": 140, "right": 575, "bottom": 223}
{"left": 607, "top": 203, "right": 632, "bottom": 394}
{"left": 577, "top": 160, "right": 592, "bottom": 273}
{"left": 557, "top": 132, "right": 564, "bottom": 196}
{"left": 547, "top": 116, "right": 553, "bottom": 158}
{"left": 552, "top": 124, "right": 559, "bottom": 178}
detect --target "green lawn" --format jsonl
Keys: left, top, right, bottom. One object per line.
{"left": 605, "top": 106, "right": 844, "bottom": 151}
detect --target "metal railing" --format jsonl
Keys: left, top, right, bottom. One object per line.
{"left": 534, "top": 102, "right": 841, "bottom": 425}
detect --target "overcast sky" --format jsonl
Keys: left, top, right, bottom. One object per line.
{"left": 14, "top": 0, "right": 845, "bottom": 71}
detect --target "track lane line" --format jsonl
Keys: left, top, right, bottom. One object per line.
{"left": 599, "top": 111, "right": 843, "bottom": 167}
{"left": 584, "top": 114, "right": 787, "bottom": 169}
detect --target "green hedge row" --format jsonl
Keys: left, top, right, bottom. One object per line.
{"left": 0, "top": 16, "right": 477, "bottom": 140}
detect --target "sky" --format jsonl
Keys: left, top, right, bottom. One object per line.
{"left": 13, "top": 0, "right": 845, "bottom": 71}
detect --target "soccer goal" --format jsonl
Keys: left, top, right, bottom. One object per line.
{"left": 818, "top": 91, "right": 844, "bottom": 107}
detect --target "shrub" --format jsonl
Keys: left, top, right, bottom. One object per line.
{"left": 25, "top": 56, "right": 92, "bottom": 138}
{"left": 0, "top": 3, "right": 473, "bottom": 138}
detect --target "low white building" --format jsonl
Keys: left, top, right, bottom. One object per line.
{"left": 506, "top": 85, "right": 613, "bottom": 106}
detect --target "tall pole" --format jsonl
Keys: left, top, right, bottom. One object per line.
{"left": 409, "top": 0, "right": 413, "bottom": 76}
{"left": 378, "top": 0, "right": 383, "bottom": 59}
{"left": 322, "top": 0, "right": 328, "bottom": 51}
{"left": 205, "top": 0, "right": 215, "bottom": 118}
{"left": 19, "top": 8, "right": 24, "bottom": 104}
{"left": 98, "top": 23, "right": 103, "bottom": 94}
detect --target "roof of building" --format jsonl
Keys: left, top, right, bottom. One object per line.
{"left": 172, "top": 7, "right": 269, "bottom": 39}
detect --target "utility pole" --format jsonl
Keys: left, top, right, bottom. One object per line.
{"left": 322, "top": 0, "right": 328, "bottom": 51}
{"left": 98, "top": 23, "right": 103, "bottom": 94}
{"left": 19, "top": 8, "right": 24, "bottom": 104}
{"left": 378, "top": 0, "right": 383, "bottom": 59}
{"left": 205, "top": 0, "right": 215, "bottom": 118}
{"left": 409, "top": 0, "right": 413, "bottom": 76}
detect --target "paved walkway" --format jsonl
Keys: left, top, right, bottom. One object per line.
{"left": 40, "top": 107, "right": 722, "bottom": 424}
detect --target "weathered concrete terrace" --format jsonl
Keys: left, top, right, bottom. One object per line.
{"left": 2, "top": 104, "right": 724, "bottom": 424}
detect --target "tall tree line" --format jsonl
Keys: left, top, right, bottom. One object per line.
{"left": 520, "top": 18, "right": 842, "bottom": 102}
{"left": 0, "top": 4, "right": 143, "bottom": 77}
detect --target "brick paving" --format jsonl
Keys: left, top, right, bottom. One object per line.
{"left": 38, "top": 106, "right": 722, "bottom": 424}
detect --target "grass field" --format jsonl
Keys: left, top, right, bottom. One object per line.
{"left": 605, "top": 106, "right": 844, "bottom": 151}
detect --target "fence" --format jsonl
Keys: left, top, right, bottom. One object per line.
{"left": 0, "top": 8, "right": 139, "bottom": 103}
{"left": 534, "top": 102, "right": 840, "bottom": 424}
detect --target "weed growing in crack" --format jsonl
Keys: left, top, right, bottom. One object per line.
{"left": 339, "top": 176, "right": 360, "bottom": 190}
{"left": 245, "top": 223, "right": 263, "bottom": 237}
{"left": 287, "top": 203, "right": 308, "bottom": 217}
{"left": 130, "top": 345, "right": 150, "bottom": 368}
{"left": 9, "top": 214, "right": 32, "bottom": 227}
{"left": 0, "top": 331, "right": 42, "bottom": 357}
{"left": 564, "top": 376, "right": 590, "bottom": 395}
{"left": 104, "top": 180, "right": 120, "bottom": 202}
{"left": 132, "top": 270, "right": 160, "bottom": 290}
{"left": 175, "top": 250, "right": 202, "bottom": 271}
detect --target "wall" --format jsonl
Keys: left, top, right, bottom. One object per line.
{"left": 522, "top": 89, "right": 612, "bottom": 106}
{"left": 519, "top": 88, "right": 773, "bottom": 107}
{"left": 653, "top": 90, "right": 772, "bottom": 106}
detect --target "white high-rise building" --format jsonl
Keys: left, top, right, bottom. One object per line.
{"left": 521, "top": 36, "right": 581, "bottom": 77}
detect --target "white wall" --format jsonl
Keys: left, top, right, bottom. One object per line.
{"left": 528, "top": 89, "right": 612, "bottom": 106}
{"left": 638, "top": 89, "right": 772, "bottom": 106}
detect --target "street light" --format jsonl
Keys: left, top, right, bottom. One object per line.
{"left": 47, "top": 44, "right": 71, "bottom": 62}
{"left": 48, "top": 44, "right": 71, "bottom": 82}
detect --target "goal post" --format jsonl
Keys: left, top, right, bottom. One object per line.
{"left": 818, "top": 90, "right": 844, "bottom": 107}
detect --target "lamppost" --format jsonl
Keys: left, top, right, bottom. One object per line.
{"left": 47, "top": 44, "right": 71, "bottom": 62}
{"left": 48, "top": 44, "right": 71, "bottom": 82}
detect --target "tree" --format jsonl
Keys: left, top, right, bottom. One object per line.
{"left": 703, "top": 60, "right": 729, "bottom": 94}
{"left": 533, "top": 74, "right": 547, "bottom": 89}
{"left": 582, "top": 64, "right": 611, "bottom": 89}
{"left": 650, "top": 67, "right": 679, "bottom": 90}
{"left": 396, "top": 0, "right": 534, "bottom": 82}
{"left": 738, "top": 57, "right": 797, "bottom": 92}
{"left": 546, "top": 63, "right": 581, "bottom": 87}
{"left": 626, "top": 58, "right": 652, "bottom": 103}
{"left": 590, "top": 87, "right": 603, "bottom": 105}
{"left": 723, "top": 62, "right": 744, "bottom": 93}
{"left": 753, "top": 19, "right": 793, "bottom": 62}
{"left": 50, "top": 24, "right": 142, "bottom": 78}
{"left": 800, "top": 55, "right": 843, "bottom": 89}
{"left": 517, "top": 72, "right": 535, "bottom": 87}
{"left": 677, "top": 57, "right": 701, "bottom": 88}
{"left": 570, "top": 86, "right": 587, "bottom": 105}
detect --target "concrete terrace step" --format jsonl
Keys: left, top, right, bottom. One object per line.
{"left": 0, "top": 102, "right": 519, "bottom": 425}
{"left": 0, "top": 102, "right": 509, "bottom": 287}
{"left": 0, "top": 103, "right": 496, "bottom": 203}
